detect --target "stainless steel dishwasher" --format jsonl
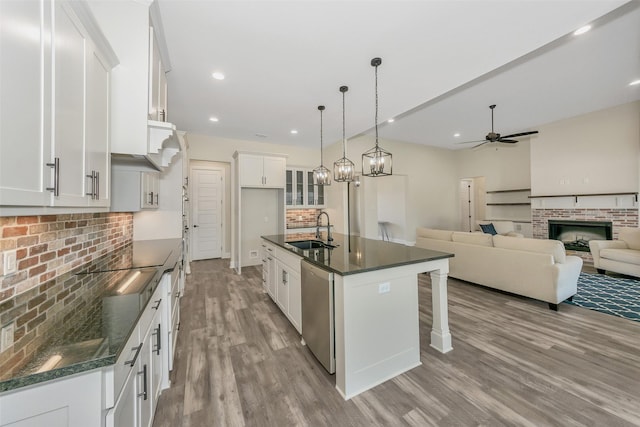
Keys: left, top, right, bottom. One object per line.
{"left": 301, "top": 260, "right": 335, "bottom": 374}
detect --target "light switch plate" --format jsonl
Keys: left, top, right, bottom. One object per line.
{"left": 2, "top": 249, "right": 17, "bottom": 276}
{"left": 378, "top": 282, "right": 391, "bottom": 294}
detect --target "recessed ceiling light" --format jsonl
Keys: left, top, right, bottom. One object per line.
{"left": 211, "top": 72, "right": 225, "bottom": 80}
{"left": 209, "top": 117, "right": 219, "bottom": 122}
{"left": 630, "top": 79, "right": 640, "bottom": 86}
{"left": 453, "top": 133, "right": 460, "bottom": 137}
{"left": 290, "top": 130, "right": 298, "bottom": 134}
{"left": 573, "top": 25, "right": 591, "bottom": 36}
{"left": 387, "top": 118, "right": 395, "bottom": 123}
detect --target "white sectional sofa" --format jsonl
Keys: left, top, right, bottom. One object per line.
{"left": 589, "top": 227, "right": 640, "bottom": 278}
{"left": 415, "top": 228, "right": 583, "bottom": 310}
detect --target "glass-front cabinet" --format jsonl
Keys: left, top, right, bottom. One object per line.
{"left": 285, "top": 168, "right": 325, "bottom": 208}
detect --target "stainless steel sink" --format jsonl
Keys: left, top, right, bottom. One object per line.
{"left": 286, "top": 240, "right": 326, "bottom": 250}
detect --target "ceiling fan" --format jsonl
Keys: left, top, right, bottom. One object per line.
{"left": 458, "top": 104, "right": 538, "bottom": 148}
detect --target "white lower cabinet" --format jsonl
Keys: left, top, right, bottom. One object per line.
{"left": 261, "top": 239, "right": 302, "bottom": 334}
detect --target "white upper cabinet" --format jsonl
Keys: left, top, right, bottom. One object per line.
{"left": 0, "top": 0, "right": 117, "bottom": 208}
{"left": 0, "top": 0, "right": 53, "bottom": 207}
{"left": 285, "top": 168, "right": 325, "bottom": 208}
{"left": 89, "top": 1, "right": 178, "bottom": 170}
{"left": 236, "top": 153, "right": 287, "bottom": 188}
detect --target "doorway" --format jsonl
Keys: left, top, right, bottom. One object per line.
{"left": 191, "top": 166, "right": 224, "bottom": 260}
{"left": 459, "top": 177, "right": 485, "bottom": 232}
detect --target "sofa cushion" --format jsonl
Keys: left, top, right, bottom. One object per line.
{"left": 479, "top": 223, "right": 498, "bottom": 235}
{"left": 416, "top": 228, "right": 453, "bottom": 241}
{"left": 619, "top": 227, "right": 640, "bottom": 250}
{"left": 452, "top": 231, "right": 494, "bottom": 247}
{"left": 600, "top": 248, "right": 640, "bottom": 266}
{"left": 493, "top": 235, "right": 566, "bottom": 263}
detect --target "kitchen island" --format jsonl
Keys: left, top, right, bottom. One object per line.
{"left": 262, "top": 233, "right": 454, "bottom": 400}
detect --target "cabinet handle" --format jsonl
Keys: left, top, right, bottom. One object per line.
{"left": 153, "top": 323, "right": 161, "bottom": 355}
{"left": 46, "top": 157, "right": 60, "bottom": 196}
{"left": 155, "top": 193, "right": 159, "bottom": 205}
{"left": 152, "top": 298, "right": 162, "bottom": 310}
{"left": 95, "top": 171, "right": 100, "bottom": 200}
{"left": 137, "top": 364, "right": 148, "bottom": 400}
{"left": 85, "top": 171, "right": 98, "bottom": 199}
{"left": 125, "top": 343, "right": 143, "bottom": 366}
{"left": 159, "top": 109, "right": 166, "bottom": 122}
{"left": 282, "top": 270, "right": 288, "bottom": 285}
{"left": 149, "top": 191, "right": 154, "bottom": 205}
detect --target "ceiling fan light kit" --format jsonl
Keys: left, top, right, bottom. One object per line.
{"left": 362, "top": 57, "right": 393, "bottom": 177}
{"left": 313, "top": 105, "right": 331, "bottom": 186}
{"left": 334, "top": 85, "right": 356, "bottom": 182}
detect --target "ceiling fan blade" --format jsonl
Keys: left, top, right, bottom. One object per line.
{"left": 471, "top": 141, "right": 490, "bottom": 149}
{"left": 500, "top": 130, "right": 539, "bottom": 139}
{"left": 497, "top": 139, "right": 518, "bottom": 143}
{"left": 455, "top": 139, "right": 489, "bottom": 145}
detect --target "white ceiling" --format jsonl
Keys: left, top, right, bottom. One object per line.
{"left": 157, "top": 0, "right": 640, "bottom": 151}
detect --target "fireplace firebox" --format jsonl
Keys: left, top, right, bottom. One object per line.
{"left": 548, "top": 220, "right": 612, "bottom": 252}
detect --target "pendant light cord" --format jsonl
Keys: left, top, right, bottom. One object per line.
{"left": 342, "top": 89, "right": 347, "bottom": 158}
{"left": 374, "top": 63, "right": 379, "bottom": 148}
{"left": 320, "top": 107, "right": 324, "bottom": 165}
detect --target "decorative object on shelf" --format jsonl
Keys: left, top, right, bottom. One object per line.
{"left": 456, "top": 104, "right": 539, "bottom": 149}
{"left": 313, "top": 105, "right": 331, "bottom": 186}
{"left": 362, "top": 57, "right": 392, "bottom": 177}
{"left": 334, "top": 86, "right": 355, "bottom": 182}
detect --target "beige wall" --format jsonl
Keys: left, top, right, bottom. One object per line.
{"left": 530, "top": 101, "right": 640, "bottom": 195}
{"left": 324, "top": 135, "right": 459, "bottom": 243}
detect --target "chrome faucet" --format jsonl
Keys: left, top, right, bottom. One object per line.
{"left": 316, "top": 211, "right": 333, "bottom": 242}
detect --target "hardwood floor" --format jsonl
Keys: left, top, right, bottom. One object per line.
{"left": 153, "top": 259, "right": 640, "bottom": 427}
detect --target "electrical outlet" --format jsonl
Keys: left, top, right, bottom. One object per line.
{"left": 1, "top": 322, "right": 15, "bottom": 353}
{"left": 249, "top": 250, "right": 259, "bottom": 259}
{"left": 2, "top": 249, "right": 17, "bottom": 276}
{"left": 378, "top": 282, "right": 391, "bottom": 294}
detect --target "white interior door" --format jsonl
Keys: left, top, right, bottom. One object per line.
{"left": 191, "top": 168, "right": 223, "bottom": 260}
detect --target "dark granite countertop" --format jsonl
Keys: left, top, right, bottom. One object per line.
{"left": 0, "top": 239, "right": 182, "bottom": 393}
{"left": 262, "top": 233, "right": 452, "bottom": 276}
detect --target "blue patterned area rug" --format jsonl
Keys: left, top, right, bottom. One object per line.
{"left": 567, "top": 273, "right": 640, "bottom": 322}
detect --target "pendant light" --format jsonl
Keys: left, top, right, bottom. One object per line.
{"left": 362, "top": 57, "right": 392, "bottom": 177}
{"left": 334, "top": 85, "right": 355, "bottom": 182}
{"left": 313, "top": 105, "right": 331, "bottom": 185}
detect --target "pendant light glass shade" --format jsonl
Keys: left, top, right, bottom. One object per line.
{"left": 313, "top": 105, "right": 331, "bottom": 185}
{"left": 362, "top": 57, "right": 392, "bottom": 177}
{"left": 334, "top": 86, "right": 355, "bottom": 182}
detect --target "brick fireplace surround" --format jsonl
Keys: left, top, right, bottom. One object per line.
{"left": 532, "top": 208, "right": 638, "bottom": 262}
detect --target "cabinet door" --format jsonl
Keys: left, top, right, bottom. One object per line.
{"left": 285, "top": 170, "right": 294, "bottom": 206}
{"left": 306, "top": 171, "right": 315, "bottom": 206}
{"left": 148, "top": 26, "right": 164, "bottom": 122}
{"left": 85, "top": 45, "right": 110, "bottom": 207}
{"left": 111, "top": 368, "right": 138, "bottom": 427}
{"left": 0, "top": 0, "right": 52, "bottom": 206}
{"left": 137, "top": 337, "right": 153, "bottom": 427}
{"left": 287, "top": 268, "right": 302, "bottom": 334}
{"left": 150, "top": 319, "right": 164, "bottom": 405}
{"left": 51, "top": 2, "right": 88, "bottom": 206}
{"left": 238, "top": 154, "right": 265, "bottom": 187}
{"left": 263, "top": 156, "right": 286, "bottom": 187}
{"left": 294, "top": 170, "right": 304, "bottom": 206}
{"left": 316, "top": 182, "right": 325, "bottom": 207}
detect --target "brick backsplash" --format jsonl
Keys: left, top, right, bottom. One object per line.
{"left": 0, "top": 213, "right": 133, "bottom": 304}
{"left": 286, "top": 209, "right": 323, "bottom": 229}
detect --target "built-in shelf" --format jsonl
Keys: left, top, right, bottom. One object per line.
{"left": 529, "top": 192, "right": 638, "bottom": 199}
{"left": 486, "top": 202, "right": 531, "bottom": 206}
{"left": 486, "top": 188, "right": 531, "bottom": 194}
{"left": 486, "top": 218, "right": 532, "bottom": 223}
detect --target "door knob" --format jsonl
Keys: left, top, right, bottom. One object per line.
{"left": 193, "top": 225, "right": 199, "bottom": 228}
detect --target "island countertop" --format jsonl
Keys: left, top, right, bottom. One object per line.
{"left": 261, "top": 233, "right": 453, "bottom": 276}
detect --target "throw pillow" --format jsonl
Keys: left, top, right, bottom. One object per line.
{"left": 479, "top": 223, "right": 498, "bottom": 235}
